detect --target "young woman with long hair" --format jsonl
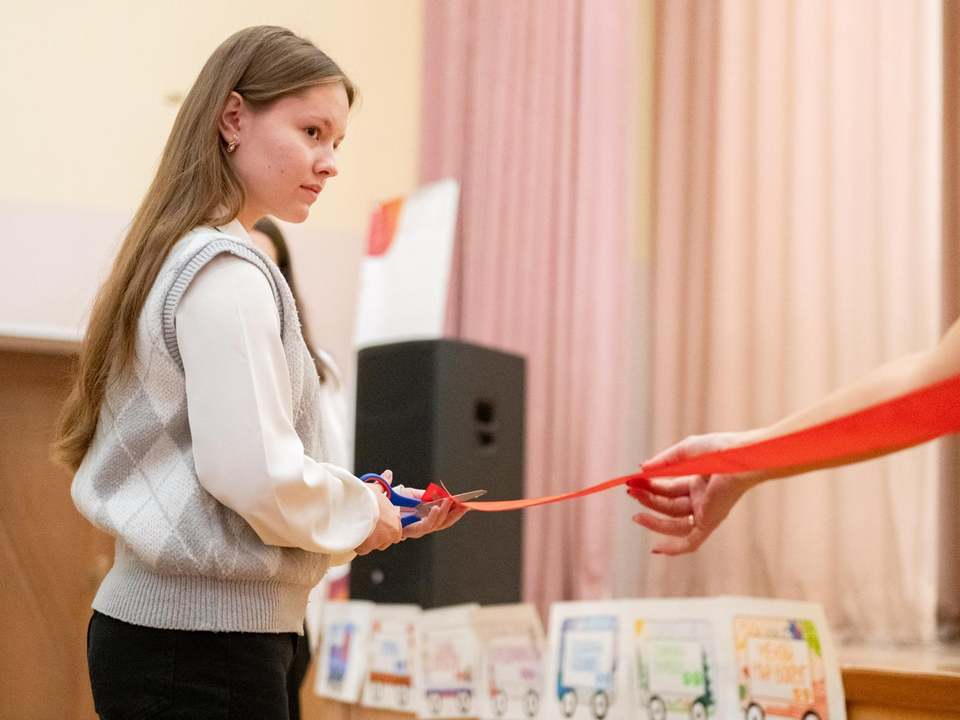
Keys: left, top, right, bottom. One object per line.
{"left": 56, "top": 26, "right": 464, "bottom": 718}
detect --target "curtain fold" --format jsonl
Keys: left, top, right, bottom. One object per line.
{"left": 939, "top": 0, "right": 960, "bottom": 638}
{"left": 419, "top": 0, "right": 945, "bottom": 641}
{"left": 420, "top": 0, "right": 633, "bottom": 609}
{"left": 645, "top": 0, "right": 943, "bottom": 643}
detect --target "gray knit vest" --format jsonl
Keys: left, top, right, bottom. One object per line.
{"left": 72, "top": 226, "right": 328, "bottom": 633}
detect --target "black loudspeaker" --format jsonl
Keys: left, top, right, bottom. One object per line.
{"left": 349, "top": 339, "right": 525, "bottom": 608}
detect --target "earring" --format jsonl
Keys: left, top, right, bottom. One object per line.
{"left": 227, "top": 135, "right": 239, "bottom": 153}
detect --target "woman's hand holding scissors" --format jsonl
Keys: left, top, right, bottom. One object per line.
{"left": 362, "top": 470, "right": 474, "bottom": 540}
{"left": 355, "top": 475, "right": 402, "bottom": 555}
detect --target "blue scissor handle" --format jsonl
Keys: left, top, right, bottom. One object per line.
{"left": 361, "top": 473, "right": 422, "bottom": 527}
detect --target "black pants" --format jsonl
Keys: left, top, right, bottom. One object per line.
{"left": 286, "top": 624, "right": 311, "bottom": 720}
{"left": 87, "top": 611, "right": 300, "bottom": 720}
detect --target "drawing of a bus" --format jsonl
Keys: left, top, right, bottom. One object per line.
{"left": 636, "top": 636, "right": 714, "bottom": 720}
{"left": 556, "top": 615, "right": 619, "bottom": 720}
{"left": 486, "top": 629, "right": 542, "bottom": 718}
{"left": 734, "top": 617, "right": 828, "bottom": 720}
{"left": 424, "top": 628, "right": 475, "bottom": 716}
{"left": 368, "top": 620, "right": 415, "bottom": 706}
{"left": 327, "top": 621, "right": 355, "bottom": 692}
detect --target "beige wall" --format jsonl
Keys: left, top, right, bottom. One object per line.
{"left": 0, "top": 1, "right": 423, "bottom": 367}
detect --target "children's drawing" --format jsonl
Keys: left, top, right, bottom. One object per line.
{"left": 634, "top": 619, "right": 716, "bottom": 720}
{"left": 315, "top": 599, "right": 373, "bottom": 703}
{"left": 423, "top": 626, "right": 478, "bottom": 717}
{"left": 366, "top": 617, "right": 417, "bottom": 707}
{"left": 734, "top": 616, "right": 828, "bottom": 720}
{"left": 485, "top": 624, "right": 543, "bottom": 718}
{"left": 556, "top": 615, "right": 619, "bottom": 720}
{"left": 327, "top": 621, "right": 356, "bottom": 692}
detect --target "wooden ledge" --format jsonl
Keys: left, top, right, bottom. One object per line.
{"left": 842, "top": 666, "right": 960, "bottom": 713}
{"left": 0, "top": 333, "right": 80, "bottom": 355}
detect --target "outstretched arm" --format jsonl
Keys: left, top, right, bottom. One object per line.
{"left": 631, "top": 314, "right": 960, "bottom": 555}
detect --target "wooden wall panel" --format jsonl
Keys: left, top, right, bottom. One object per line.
{"left": 0, "top": 350, "right": 112, "bottom": 719}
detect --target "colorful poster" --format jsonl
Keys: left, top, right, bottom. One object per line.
{"left": 474, "top": 604, "right": 547, "bottom": 720}
{"left": 714, "top": 597, "right": 845, "bottom": 720}
{"left": 624, "top": 597, "right": 846, "bottom": 720}
{"left": 315, "top": 600, "right": 373, "bottom": 703}
{"left": 733, "top": 616, "right": 827, "bottom": 720}
{"left": 634, "top": 618, "right": 718, "bottom": 720}
{"left": 354, "top": 179, "right": 460, "bottom": 348}
{"left": 419, "top": 604, "right": 482, "bottom": 719}
{"left": 546, "top": 601, "right": 633, "bottom": 720}
{"left": 361, "top": 604, "right": 421, "bottom": 711}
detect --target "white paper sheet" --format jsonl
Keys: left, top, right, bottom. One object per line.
{"left": 315, "top": 600, "right": 374, "bottom": 703}
{"left": 473, "top": 604, "right": 548, "bottom": 720}
{"left": 354, "top": 179, "right": 460, "bottom": 348}
{"left": 361, "top": 603, "right": 422, "bottom": 712}
{"left": 418, "top": 604, "right": 482, "bottom": 719}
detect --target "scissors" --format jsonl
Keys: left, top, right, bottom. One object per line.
{"left": 360, "top": 473, "right": 487, "bottom": 527}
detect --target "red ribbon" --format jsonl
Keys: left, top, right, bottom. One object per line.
{"left": 456, "top": 372, "right": 960, "bottom": 512}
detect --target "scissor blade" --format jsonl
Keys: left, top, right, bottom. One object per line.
{"left": 448, "top": 490, "right": 487, "bottom": 503}
{"left": 414, "top": 490, "right": 487, "bottom": 517}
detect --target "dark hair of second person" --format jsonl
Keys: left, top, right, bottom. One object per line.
{"left": 252, "top": 216, "right": 327, "bottom": 383}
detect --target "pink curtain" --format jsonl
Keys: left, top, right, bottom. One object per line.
{"left": 645, "top": 0, "right": 943, "bottom": 643}
{"left": 420, "top": 0, "right": 632, "bottom": 608}
{"left": 941, "top": 0, "right": 960, "bottom": 635}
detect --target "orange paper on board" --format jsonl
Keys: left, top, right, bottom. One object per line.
{"left": 459, "top": 372, "right": 960, "bottom": 512}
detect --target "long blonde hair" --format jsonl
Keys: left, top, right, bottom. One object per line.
{"left": 54, "top": 26, "right": 357, "bottom": 471}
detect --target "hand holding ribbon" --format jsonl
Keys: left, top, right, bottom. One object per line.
{"left": 455, "top": 373, "right": 960, "bottom": 555}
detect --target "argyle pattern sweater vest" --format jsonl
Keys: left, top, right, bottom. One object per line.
{"left": 72, "top": 227, "right": 327, "bottom": 632}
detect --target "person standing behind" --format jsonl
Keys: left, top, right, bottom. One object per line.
{"left": 250, "top": 217, "right": 353, "bottom": 719}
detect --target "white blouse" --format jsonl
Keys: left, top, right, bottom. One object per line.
{"left": 174, "top": 220, "right": 379, "bottom": 565}
{"left": 314, "top": 347, "right": 352, "bottom": 470}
